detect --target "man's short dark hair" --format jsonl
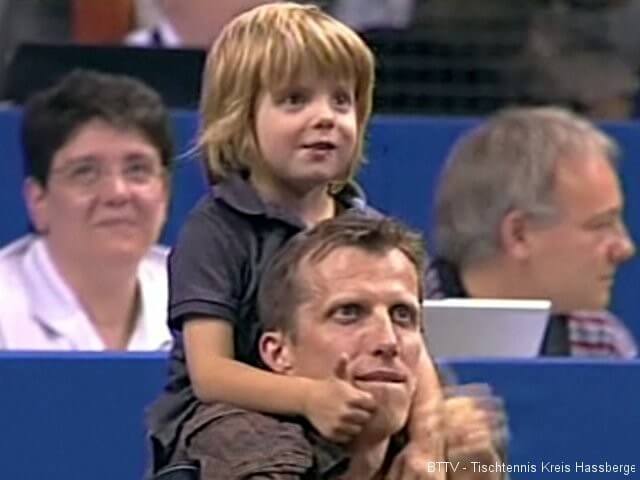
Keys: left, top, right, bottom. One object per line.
{"left": 258, "top": 214, "right": 427, "bottom": 336}
{"left": 21, "top": 69, "right": 174, "bottom": 186}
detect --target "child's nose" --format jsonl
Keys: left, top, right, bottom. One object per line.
{"left": 312, "top": 98, "right": 336, "bottom": 128}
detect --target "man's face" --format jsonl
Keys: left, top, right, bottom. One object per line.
{"left": 281, "top": 246, "right": 424, "bottom": 437}
{"left": 525, "top": 152, "right": 635, "bottom": 312}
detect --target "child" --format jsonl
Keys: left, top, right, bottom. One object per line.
{"left": 148, "top": 3, "right": 441, "bottom": 475}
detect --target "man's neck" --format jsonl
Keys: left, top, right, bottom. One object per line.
{"left": 343, "top": 437, "right": 390, "bottom": 479}
{"left": 461, "top": 258, "right": 539, "bottom": 301}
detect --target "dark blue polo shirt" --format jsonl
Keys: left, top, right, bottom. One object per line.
{"left": 147, "top": 173, "right": 376, "bottom": 468}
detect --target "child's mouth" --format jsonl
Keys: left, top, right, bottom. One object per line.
{"left": 304, "top": 141, "right": 337, "bottom": 151}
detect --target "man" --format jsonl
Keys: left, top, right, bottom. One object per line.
{"left": 165, "top": 215, "right": 504, "bottom": 479}
{"left": 429, "top": 106, "right": 636, "bottom": 357}
{"left": 125, "top": 0, "right": 273, "bottom": 48}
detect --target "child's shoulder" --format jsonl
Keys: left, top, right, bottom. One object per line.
{"left": 336, "top": 181, "right": 383, "bottom": 219}
{"left": 184, "top": 186, "right": 254, "bottom": 230}
{"left": 175, "top": 180, "right": 268, "bottom": 254}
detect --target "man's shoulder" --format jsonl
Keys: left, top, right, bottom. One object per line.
{"left": 566, "top": 310, "right": 638, "bottom": 358}
{"left": 425, "top": 257, "right": 466, "bottom": 299}
{"left": 186, "top": 403, "right": 314, "bottom": 477}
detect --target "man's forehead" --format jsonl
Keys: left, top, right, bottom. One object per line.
{"left": 307, "top": 245, "right": 384, "bottom": 270}
{"left": 553, "top": 153, "right": 621, "bottom": 212}
{"left": 299, "top": 245, "right": 417, "bottom": 287}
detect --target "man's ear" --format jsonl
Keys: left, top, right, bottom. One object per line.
{"left": 23, "top": 178, "right": 49, "bottom": 234}
{"left": 500, "top": 209, "right": 532, "bottom": 260}
{"left": 259, "top": 331, "right": 294, "bottom": 374}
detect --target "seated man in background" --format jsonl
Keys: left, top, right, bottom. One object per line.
{"left": 125, "top": 0, "right": 273, "bottom": 48}
{"left": 0, "top": 70, "right": 173, "bottom": 350}
{"left": 162, "top": 215, "right": 505, "bottom": 479}
{"left": 429, "top": 106, "right": 637, "bottom": 357}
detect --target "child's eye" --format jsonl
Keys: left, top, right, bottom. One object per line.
{"left": 282, "top": 91, "right": 307, "bottom": 106}
{"left": 333, "top": 90, "right": 354, "bottom": 107}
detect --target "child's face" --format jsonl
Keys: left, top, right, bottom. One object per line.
{"left": 252, "top": 73, "right": 358, "bottom": 195}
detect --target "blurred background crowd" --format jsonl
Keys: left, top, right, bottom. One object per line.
{"left": 2, "top": 0, "right": 640, "bottom": 119}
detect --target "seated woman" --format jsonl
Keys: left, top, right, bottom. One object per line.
{"left": 0, "top": 70, "right": 173, "bottom": 351}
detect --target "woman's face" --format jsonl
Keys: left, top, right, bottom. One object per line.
{"left": 26, "top": 119, "right": 169, "bottom": 267}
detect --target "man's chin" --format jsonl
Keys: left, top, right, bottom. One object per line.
{"left": 551, "top": 293, "right": 610, "bottom": 313}
{"left": 360, "top": 407, "right": 410, "bottom": 440}
{"left": 356, "top": 382, "right": 411, "bottom": 429}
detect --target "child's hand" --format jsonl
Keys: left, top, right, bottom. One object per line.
{"left": 303, "top": 354, "right": 377, "bottom": 443}
{"left": 444, "top": 384, "right": 507, "bottom": 480}
{"left": 386, "top": 397, "right": 446, "bottom": 480}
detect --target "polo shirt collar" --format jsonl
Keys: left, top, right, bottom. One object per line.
{"left": 213, "top": 173, "right": 267, "bottom": 216}
{"left": 212, "top": 173, "right": 368, "bottom": 221}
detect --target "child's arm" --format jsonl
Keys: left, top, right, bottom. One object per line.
{"left": 408, "top": 350, "right": 445, "bottom": 437}
{"left": 387, "top": 346, "right": 446, "bottom": 479}
{"left": 184, "top": 317, "right": 377, "bottom": 443}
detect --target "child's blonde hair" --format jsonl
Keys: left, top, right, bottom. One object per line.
{"left": 198, "top": 2, "right": 375, "bottom": 184}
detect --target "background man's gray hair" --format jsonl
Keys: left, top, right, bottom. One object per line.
{"left": 434, "top": 106, "right": 619, "bottom": 268}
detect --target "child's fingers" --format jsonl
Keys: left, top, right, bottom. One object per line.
{"left": 333, "top": 353, "right": 350, "bottom": 381}
{"left": 348, "top": 389, "right": 377, "bottom": 412}
{"left": 342, "top": 407, "right": 373, "bottom": 426}
{"left": 328, "top": 431, "right": 353, "bottom": 444}
{"left": 330, "top": 423, "right": 364, "bottom": 444}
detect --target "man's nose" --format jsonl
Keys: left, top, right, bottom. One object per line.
{"left": 370, "top": 312, "right": 400, "bottom": 360}
{"left": 611, "top": 224, "right": 635, "bottom": 264}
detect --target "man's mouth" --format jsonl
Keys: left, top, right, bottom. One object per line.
{"left": 354, "top": 370, "right": 407, "bottom": 383}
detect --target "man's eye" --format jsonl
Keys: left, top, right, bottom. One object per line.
{"left": 390, "top": 304, "right": 417, "bottom": 327}
{"left": 333, "top": 304, "right": 362, "bottom": 323}
{"left": 586, "top": 217, "right": 618, "bottom": 231}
